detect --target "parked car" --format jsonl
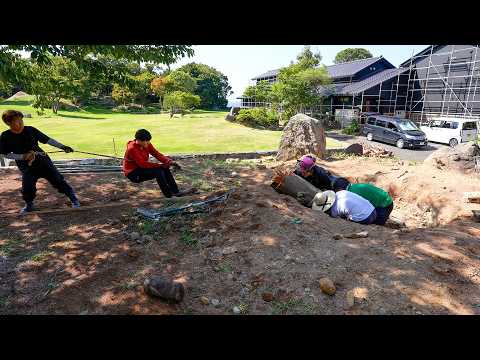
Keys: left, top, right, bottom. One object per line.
{"left": 419, "top": 117, "right": 479, "bottom": 147}
{"left": 362, "top": 115, "right": 428, "bottom": 149}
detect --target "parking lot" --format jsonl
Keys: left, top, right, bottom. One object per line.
{"left": 326, "top": 131, "right": 451, "bottom": 162}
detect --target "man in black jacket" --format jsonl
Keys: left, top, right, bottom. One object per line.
{"left": 0, "top": 110, "right": 80, "bottom": 214}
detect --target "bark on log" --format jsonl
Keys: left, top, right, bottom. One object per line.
{"left": 273, "top": 174, "right": 321, "bottom": 206}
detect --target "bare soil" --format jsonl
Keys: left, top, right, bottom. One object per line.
{"left": 1, "top": 155, "right": 480, "bottom": 315}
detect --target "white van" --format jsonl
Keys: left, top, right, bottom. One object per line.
{"left": 420, "top": 117, "right": 479, "bottom": 147}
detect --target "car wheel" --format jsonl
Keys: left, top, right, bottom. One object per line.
{"left": 366, "top": 133, "right": 373, "bottom": 141}
{"left": 396, "top": 139, "right": 404, "bottom": 149}
{"left": 449, "top": 138, "right": 458, "bottom": 147}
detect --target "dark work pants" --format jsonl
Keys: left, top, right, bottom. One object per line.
{"left": 358, "top": 209, "right": 378, "bottom": 225}
{"left": 374, "top": 202, "right": 394, "bottom": 225}
{"left": 21, "top": 157, "right": 75, "bottom": 203}
{"left": 127, "top": 167, "right": 179, "bottom": 198}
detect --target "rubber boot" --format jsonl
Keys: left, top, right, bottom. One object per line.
{"left": 20, "top": 201, "right": 35, "bottom": 215}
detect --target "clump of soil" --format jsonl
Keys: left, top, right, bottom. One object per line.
{"left": 424, "top": 142, "right": 480, "bottom": 174}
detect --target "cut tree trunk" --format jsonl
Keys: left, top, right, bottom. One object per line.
{"left": 273, "top": 173, "right": 321, "bottom": 207}
{"left": 276, "top": 113, "right": 326, "bottom": 162}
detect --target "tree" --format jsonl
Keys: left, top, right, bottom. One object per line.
{"left": 177, "top": 63, "right": 232, "bottom": 109}
{"left": 334, "top": 48, "right": 373, "bottom": 64}
{"left": 24, "top": 56, "right": 87, "bottom": 114}
{"left": 164, "top": 70, "right": 197, "bottom": 94}
{"left": 111, "top": 83, "right": 135, "bottom": 106}
{"left": 271, "top": 49, "right": 330, "bottom": 119}
{"left": 0, "top": 45, "right": 194, "bottom": 99}
{"left": 163, "top": 91, "right": 201, "bottom": 117}
{"left": 296, "top": 46, "right": 322, "bottom": 68}
{"left": 4, "top": 45, "right": 194, "bottom": 71}
{"left": 243, "top": 80, "right": 272, "bottom": 103}
{"left": 151, "top": 76, "right": 168, "bottom": 104}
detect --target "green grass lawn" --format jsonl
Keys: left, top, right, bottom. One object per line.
{"left": 0, "top": 96, "right": 344, "bottom": 159}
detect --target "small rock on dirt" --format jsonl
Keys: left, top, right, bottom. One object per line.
{"left": 319, "top": 278, "right": 336, "bottom": 295}
{"left": 233, "top": 306, "right": 241, "bottom": 314}
{"left": 344, "top": 231, "right": 369, "bottom": 239}
{"left": 200, "top": 296, "right": 209, "bottom": 305}
{"left": 333, "top": 234, "right": 343, "bottom": 240}
{"left": 222, "top": 246, "right": 237, "bottom": 255}
{"left": 211, "top": 299, "right": 220, "bottom": 307}
{"left": 256, "top": 164, "right": 267, "bottom": 170}
{"left": 262, "top": 292, "right": 274, "bottom": 302}
{"left": 142, "top": 235, "right": 153, "bottom": 242}
{"left": 129, "top": 232, "right": 140, "bottom": 241}
{"left": 346, "top": 290, "right": 355, "bottom": 308}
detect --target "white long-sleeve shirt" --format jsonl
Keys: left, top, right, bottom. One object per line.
{"left": 329, "top": 190, "right": 375, "bottom": 222}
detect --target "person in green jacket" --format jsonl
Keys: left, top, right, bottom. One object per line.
{"left": 333, "top": 179, "right": 393, "bottom": 225}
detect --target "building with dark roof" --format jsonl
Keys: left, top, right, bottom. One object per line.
{"left": 240, "top": 45, "right": 480, "bottom": 122}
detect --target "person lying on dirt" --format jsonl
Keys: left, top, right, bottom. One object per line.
{"left": 294, "top": 155, "right": 350, "bottom": 191}
{"left": 0, "top": 110, "right": 80, "bottom": 214}
{"left": 333, "top": 179, "right": 393, "bottom": 226}
{"left": 123, "top": 129, "right": 195, "bottom": 198}
{"left": 312, "top": 190, "right": 377, "bottom": 225}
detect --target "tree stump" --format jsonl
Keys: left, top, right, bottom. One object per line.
{"left": 276, "top": 113, "right": 326, "bottom": 162}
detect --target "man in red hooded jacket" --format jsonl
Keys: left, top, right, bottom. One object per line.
{"left": 123, "top": 129, "right": 191, "bottom": 198}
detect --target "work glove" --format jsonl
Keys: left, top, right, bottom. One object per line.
{"left": 23, "top": 151, "right": 36, "bottom": 166}
{"left": 62, "top": 146, "right": 74, "bottom": 153}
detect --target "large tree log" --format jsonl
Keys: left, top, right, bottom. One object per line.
{"left": 272, "top": 173, "right": 321, "bottom": 207}
{"left": 276, "top": 113, "right": 326, "bottom": 162}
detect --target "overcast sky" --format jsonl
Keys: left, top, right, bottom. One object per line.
{"left": 171, "top": 45, "right": 429, "bottom": 106}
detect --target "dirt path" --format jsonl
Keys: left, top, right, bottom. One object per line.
{"left": 1, "top": 156, "right": 480, "bottom": 315}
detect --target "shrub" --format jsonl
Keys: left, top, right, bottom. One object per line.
{"left": 235, "top": 107, "right": 280, "bottom": 129}
{"left": 112, "top": 104, "right": 161, "bottom": 114}
{"left": 342, "top": 119, "right": 360, "bottom": 135}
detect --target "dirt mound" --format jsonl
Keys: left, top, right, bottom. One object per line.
{"left": 424, "top": 142, "right": 480, "bottom": 174}
{"left": 6, "top": 91, "right": 29, "bottom": 101}
{"left": 344, "top": 142, "right": 393, "bottom": 158}
{"left": 276, "top": 113, "right": 326, "bottom": 162}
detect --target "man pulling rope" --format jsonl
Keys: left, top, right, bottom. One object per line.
{"left": 0, "top": 110, "right": 80, "bottom": 214}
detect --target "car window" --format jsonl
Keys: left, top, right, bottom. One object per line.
{"left": 387, "top": 122, "right": 397, "bottom": 130}
{"left": 430, "top": 120, "right": 443, "bottom": 128}
{"left": 376, "top": 120, "right": 386, "bottom": 128}
{"left": 367, "top": 117, "right": 376, "bottom": 125}
{"left": 452, "top": 122, "right": 459, "bottom": 129}
{"left": 442, "top": 122, "right": 452, "bottom": 128}
{"left": 397, "top": 120, "right": 419, "bottom": 131}
{"left": 463, "top": 122, "right": 477, "bottom": 130}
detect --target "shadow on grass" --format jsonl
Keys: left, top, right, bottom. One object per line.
{"left": 0, "top": 100, "right": 33, "bottom": 107}
{"left": 58, "top": 114, "right": 107, "bottom": 120}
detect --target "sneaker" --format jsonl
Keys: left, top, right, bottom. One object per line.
{"left": 20, "top": 202, "right": 35, "bottom": 215}
{"left": 173, "top": 188, "right": 198, "bottom": 197}
{"left": 71, "top": 200, "right": 81, "bottom": 209}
